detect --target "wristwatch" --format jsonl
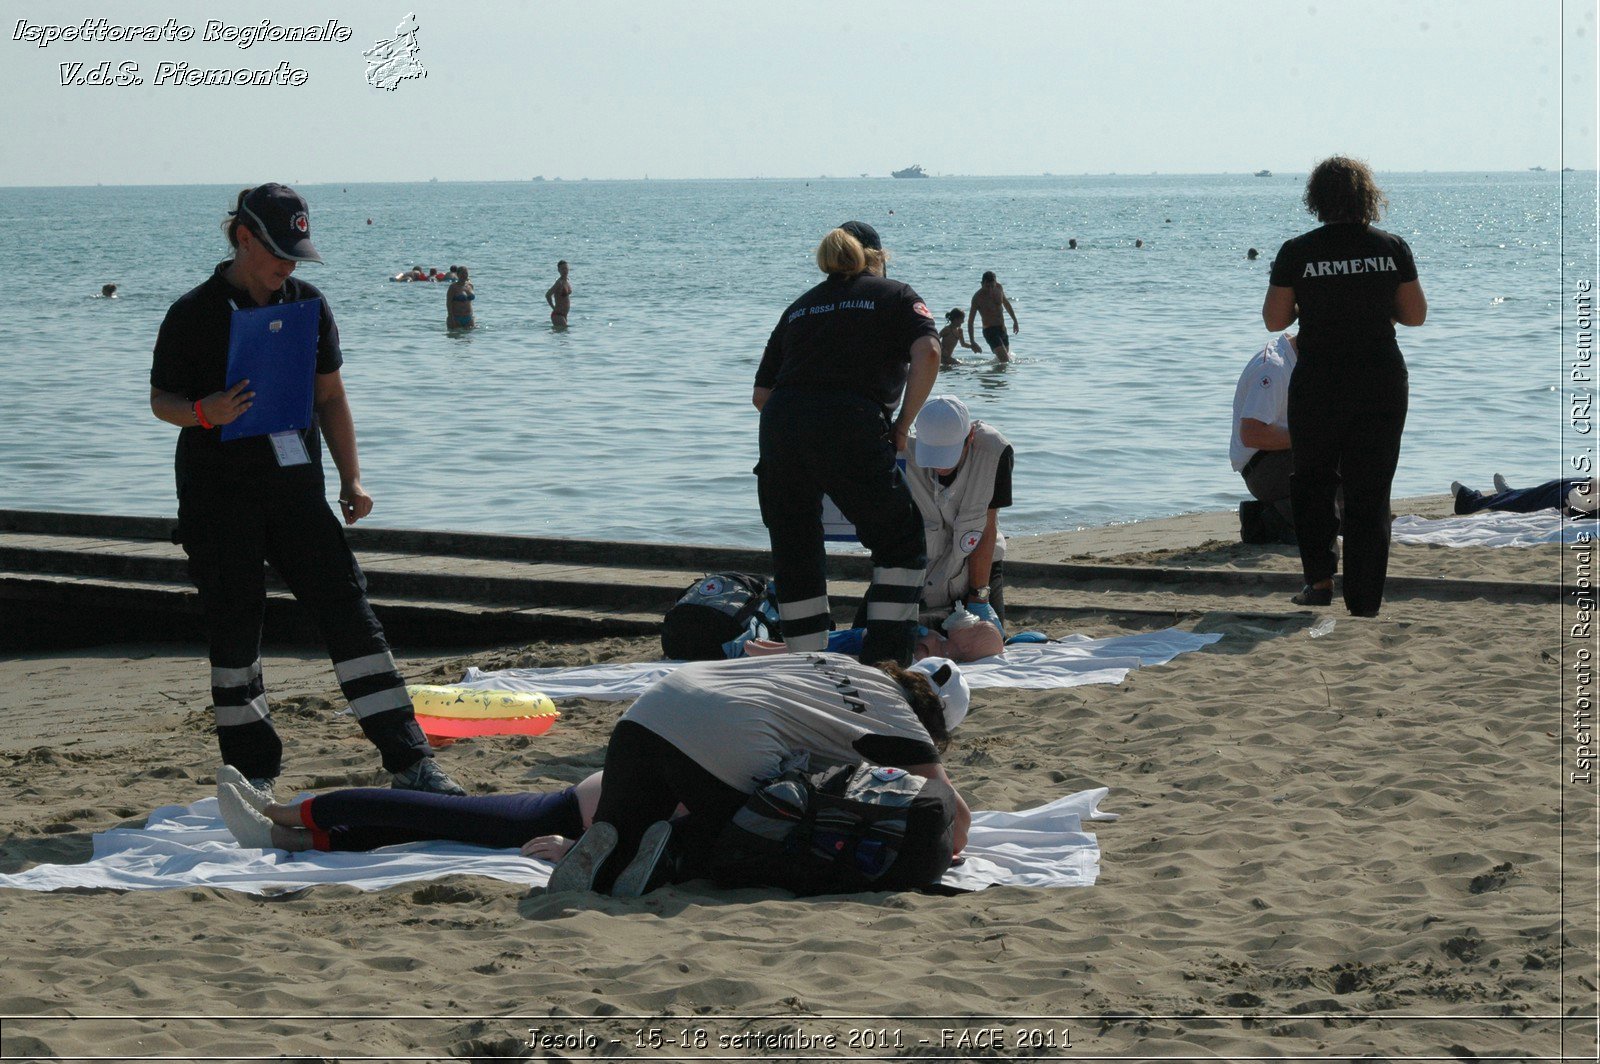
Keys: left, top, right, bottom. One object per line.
{"left": 970, "top": 586, "right": 991, "bottom": 604}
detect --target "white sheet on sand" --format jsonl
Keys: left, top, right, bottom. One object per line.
{"left": 1390, "top": 510, "right": 1588, "bottom": 548}
{"left": 0, "top": 789, "right": 1112, "bottom": 896}
{"left": 460, "top": 627, "right": 1222, "bottom": 700}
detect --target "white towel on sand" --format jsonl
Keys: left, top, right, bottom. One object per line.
{"left": 0, "top": 790, "right": 1112, "bottom": 896}
{"left": 461, "top": 628, "right": 1221, "bottom": 700}
{"left": 1390, "top": 511, "right": 1584, "bottom": 547}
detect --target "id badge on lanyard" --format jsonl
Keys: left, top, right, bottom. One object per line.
{"left": 269, "top": 430, "right": 311, "bottom": 467}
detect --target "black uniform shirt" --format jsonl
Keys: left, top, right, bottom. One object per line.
{"left": 1269, "top": 223, "right": 1418, "bottom": 370}
{"left": 755, "top": 272, "right": 939, "bottom": 409}
{"left": 150, "top": 261, "right": 343, "bottom": 490}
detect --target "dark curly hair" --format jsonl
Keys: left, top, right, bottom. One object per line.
{"left": 1303, "top": 155, "right": 1387, "bottom": 225}
{"left": 871, "top": 661, "right": 950, "bottom": 754}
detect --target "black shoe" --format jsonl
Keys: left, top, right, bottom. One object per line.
{"left": 545, "top": 822, "right": 617, "bottom": 893}
{"left": 1291, "top": 584, "right": 1333, "bottom": 606}
{"left": 391, "top": 757, "right": 467, "bottom": 796}
{"left": 610, "top": 820, "right": 676, "bottom": 898}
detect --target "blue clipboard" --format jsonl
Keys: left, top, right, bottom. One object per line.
{"left": 221, "top": 299, "right": 320, "bottom": 442}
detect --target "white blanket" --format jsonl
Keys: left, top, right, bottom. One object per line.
{"left": 1390, "top": 511, "right": 1587, "bottom": 547}
{"left": 0, "top": 789, "right": 1112, "bottom": 896}
{"left": 461, "top": 628, "right": 1222, "bottom": 700}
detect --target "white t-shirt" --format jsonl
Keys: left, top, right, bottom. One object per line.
{"left": 1229, "top": 333, "right": 1297, "bottom": 472}
{"left": 621, "top": 654, "right": 939, "bottom": 791}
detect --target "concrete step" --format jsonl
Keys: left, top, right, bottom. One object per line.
{"left": 0, "top": 510, "right": 1561, "bottom": 653}
{"left": 0, "top": 516, "right": 1558, "bottom": 609}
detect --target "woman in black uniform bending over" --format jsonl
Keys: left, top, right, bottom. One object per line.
{"left": 1263, "top": 156, "right": 1428, "bottom": 617}
{"left": 149, "top": 184, "right": 464, "bottom": 797}
{"left": 752, "top": 221, "right": 942, "bottom": 666}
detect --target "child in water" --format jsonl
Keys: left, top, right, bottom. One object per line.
{"left": 939, "top": 309, "right": 982, "bottom": 367}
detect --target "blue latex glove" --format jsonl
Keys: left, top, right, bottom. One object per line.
{"left": 1006, "top": 630, "right": 1049, "bottom": 645}
{"left": 966, "top": 600, "right": 1005, "bottom": 640}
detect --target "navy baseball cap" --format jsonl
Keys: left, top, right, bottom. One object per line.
{"left": 839, "top": 220, "right": 882, "bottom": 250}
{"left": 236, "top": 183, "right": 322, "bottom": 263}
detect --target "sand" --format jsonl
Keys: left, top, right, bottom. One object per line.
{"left": 0, "top": 506, "right": 1593, "bottom": 1061}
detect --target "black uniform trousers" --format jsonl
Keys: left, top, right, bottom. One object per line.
{"left": 757, "top": 389, "right": 927, "bottom": 666}
{"left": 1287, "top": 364, "right": 1408, "bottom": 616}
{"left": 179, "top": 466, "right": 430, "bottom": 780}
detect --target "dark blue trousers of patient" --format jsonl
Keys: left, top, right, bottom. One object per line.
{"left": 1455, "top": 477, "right": 1589, "bottom": 515}
{"left": 302, "top": 786, "right": 583, "bottom": 852}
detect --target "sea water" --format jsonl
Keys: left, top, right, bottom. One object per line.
{"left": 0, "top": 172, "right": 1593, "bottom": 546}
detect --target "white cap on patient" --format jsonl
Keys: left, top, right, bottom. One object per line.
{"left": 910, "top": 656, "right": 971, "bottom": 730}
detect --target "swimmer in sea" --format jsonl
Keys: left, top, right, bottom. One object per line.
{"left": 938, "top": 309, "right": 982, "bottom": 367}
{"left": 967, "top": 271, "right": 1019, "bottom": 362}
{"left": 446, "top": 265, "right": 475, "bottom": 330}
{"left": 545, "top": 260, "right": 571, "bottom": 327}
{"left": 100, "top": 283, "right": 118, "bottom": 298}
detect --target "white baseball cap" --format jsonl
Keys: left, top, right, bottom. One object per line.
{"left": 913, "top": 396, "right": 972, "bottom": 469}
{"left": 910, "top": 656, "right": 971, "bottom": 730}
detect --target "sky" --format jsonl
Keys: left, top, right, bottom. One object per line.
{"left": 1, "top": 0, "right": 1595, "bottom": 185}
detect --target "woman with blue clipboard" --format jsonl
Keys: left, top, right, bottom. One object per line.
{"left": 148, "top": 183, "right": 465, "bottom": 799}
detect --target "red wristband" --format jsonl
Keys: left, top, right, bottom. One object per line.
{"left": 193, "top": 400, "right": 214, "bottom": 430}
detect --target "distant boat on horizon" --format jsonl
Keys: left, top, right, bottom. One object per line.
{"left": 891, "top": 164, "right": 929, "bottom": 179}
{"left": 1530, "top": 166, "right": 1547, "bottom": 172}
{"left": 1254, "top": 169, "right": 1272, "bottom": 177}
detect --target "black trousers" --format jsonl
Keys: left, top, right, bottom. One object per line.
{"left": 1242, "top": 448, "right": 1295, "bottom": 528}
{"left": 590, "top": 721, "right": 749, "bottom": 891}
{"left": 178, "top": 467, "right": 431, "bottom": 779}
{"left": 757, "top": 389, "right": 927, "bottom": 666}
{"left": 1288, "top": 366, "right": 1408, "bottom": 616}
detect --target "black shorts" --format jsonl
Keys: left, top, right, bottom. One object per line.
{"left": 982, "top": 325, "right": 1010, "bottom": 351}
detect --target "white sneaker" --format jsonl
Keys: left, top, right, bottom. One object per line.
{"left": 1492, "top": 473, "right": 1511, "bottom": 494}
{"left": 217, "top": 783, "right": 275, "bottom": 849}
{"left": 218, "top": 765, "right": 273, "bottom": 811}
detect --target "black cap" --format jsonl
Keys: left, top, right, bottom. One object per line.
{"left": 236, "top": 183, "right": 322, "bottom": 263}
{"left": 839, "top": 220, "right": 881, "bottom": 250}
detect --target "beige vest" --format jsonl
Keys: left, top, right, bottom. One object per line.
{"left": 903, "top": 421, "right": 1009, "bottom": 609}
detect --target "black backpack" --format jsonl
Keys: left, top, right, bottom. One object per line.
{"left": 661, "top": 572, "right": 780, "bottom": 660}
{"left": 710, "top": 761, "right": 957, "bottom": 895}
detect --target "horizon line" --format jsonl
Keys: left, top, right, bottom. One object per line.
{"left": 1, "top": 167, "right": 1591, "bottom": 191}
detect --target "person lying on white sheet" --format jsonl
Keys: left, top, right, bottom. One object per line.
{"left": 743, "top": 608, "right": 1004, "bottom": 663}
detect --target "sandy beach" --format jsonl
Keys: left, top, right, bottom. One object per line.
{"left": 0, "top": 501, "right": 1591, "bottom": 1061}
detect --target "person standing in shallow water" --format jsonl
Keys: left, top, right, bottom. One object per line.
{"left": 1262, "top": 156, "right": 1427, "bottom": 617}
{"left": 147, "top": 183, "right": 466, "bottom": 799}
{"left": 967, "top": 271, "right": 1019, "bottom": 361}
{"left": 545, "top": 260, "right": 572, "bottom": 327}
{"left": 446, "top": 265, "right": 474, "bottom": 330}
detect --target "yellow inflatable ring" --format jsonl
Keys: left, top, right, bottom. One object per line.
{"left": 407, "top": 684, "right": 558, "bottom": 720}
